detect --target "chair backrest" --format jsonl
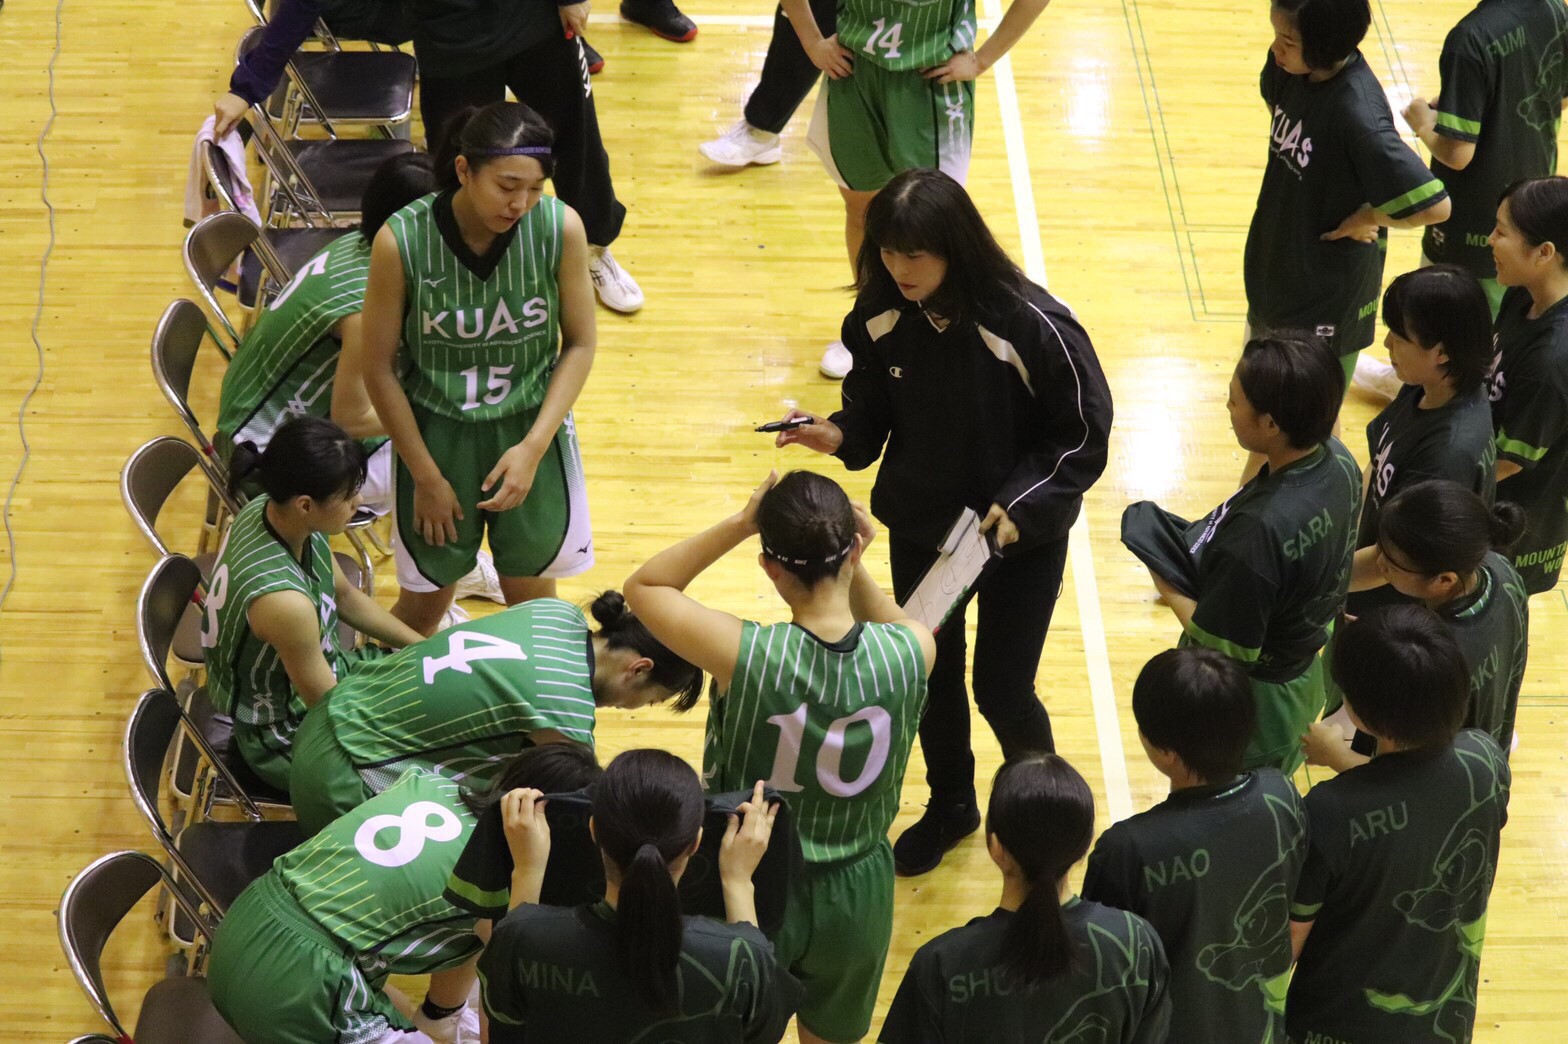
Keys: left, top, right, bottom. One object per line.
{"left": 122, "top": 436, "right": 204, "bottom": 558}
{"left": 58, "top": 850, "right": 214, "bottom": 1037}
{"left": 237, "top": 29, "right": 336, "bottom": 227}
{"left": 184, "top": 212, "right": 294, "bottom": 352}
{"left": 150, "top": 300, "right": 245, "bottom": 516}
{"left": 200, "top": 138, "right": 242, "bottom": 215}
{"left": 137, "top": 554, "right": 206, "bottom": 693}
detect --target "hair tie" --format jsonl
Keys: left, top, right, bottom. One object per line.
{"left": 467, "top": 146, "right": 553, "bottom": 158}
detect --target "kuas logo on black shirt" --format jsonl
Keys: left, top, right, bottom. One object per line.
{"left": 1269, "top": 105, "right": 1313, "bottom": 174}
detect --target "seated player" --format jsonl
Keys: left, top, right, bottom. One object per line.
{"left": 207, "top": 742, "right": 602, "bottom": 1044}
{"left": 880, "top": 754, "right": 1172, "bottom": 1042}
{"left": 1122, "top": 336, "right": 1362, "bottom": 773}
{"left": 288, "top": 591, "right": 701, "bottom": 835}
{"left": 477, "top": 750, "right": 802, "bottom": 1041}
{"left": 1288, "top": 606, "right": 1511, "bottom": 1044}
{"left": 202, "top": 415, "right": 426, "bottom": 790}
{"left": 1082, "top": 648, "right": 1306, "bottom": 1042}
{"left": 625, "top": 471, "right": 934, "bottom": 1044}
{"left": 1311, "top": 480, "right": 1529, "bottom": 769}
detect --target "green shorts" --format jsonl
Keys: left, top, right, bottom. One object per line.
{"left": 393, "top": 405, "right": 593, "bottom": 591}
{"left": 773, "top": 842, "right": 895, "bottom": 1043}
{"left": 1242, "top": 655, "right": 1326, "bottom": 776}
{"left": 208, "top": 872, "right": 412, "bottom": 1044}
{"left": 806, "top": 60, "right": 974, "bottom": 192}
{"left": 233, "top": 646, "right": 387, "bottom": 793}
{"left": 288, "top": 701, "right": 374, "bottom": 838}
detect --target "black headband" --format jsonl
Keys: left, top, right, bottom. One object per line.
{"left": 761, "top": 539, "right": 854, "bottom": 569}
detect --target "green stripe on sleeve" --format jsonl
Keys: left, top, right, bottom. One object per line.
{"left": 1184, "top": 620, "right": 1263, "bottom": 663}
{"left": 1434, "top": 110, "right": 1482, "bottom": 139}
{"left": 1376, "top": 179, "right": 1448, "bottom": 219}
{"left": 445, "top": 874, "right": 509, "bottom": 914}
{"left": 1290, "top": 901, "right": 1321, "bottom": 919}
{"left": 1496, "top": 428, "right": 1549, "bottom": 463}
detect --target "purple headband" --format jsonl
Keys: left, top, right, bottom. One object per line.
{"left": 467, "top": 146, "right": 553, "bottom": 157}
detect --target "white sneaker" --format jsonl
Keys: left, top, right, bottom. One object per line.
{"left": 1352, "top": 354, "right": 1402, "bottom": 402}
{"left": 819, "top": 340, "right": 852, "bottom": 379}
{"left": 454, "top": 550, "right": 504, "bottom": 603}
{"left": 436, "top": 602, "right": 470, "bottom": 632}
{"left": 699, "top": 120, "right": 783, "bottom": 167}
{"left": 588, "top": 245, "right": 644, "bottom": 313}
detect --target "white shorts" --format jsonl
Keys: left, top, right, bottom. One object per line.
{"left": 360, "top": 441, "right": 394, "bottom": 517}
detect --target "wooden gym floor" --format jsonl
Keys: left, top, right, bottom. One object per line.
{"left": 1, "top": 0, "right": 1564, "bottom": 1038}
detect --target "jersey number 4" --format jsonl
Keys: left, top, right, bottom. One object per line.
{"left": 422, "top": 630, "right": 529, "bottom": 683}
{"left": 764, "top": 704, "right": 893, "bottom": 798}
{"left": 863, "top": 19, "right": 904, "bottom": 60}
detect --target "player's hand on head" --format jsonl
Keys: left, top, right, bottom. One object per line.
{"left": 775, "top": 410, "right": 844, "bottom": 454}
{"left": 810, "top": 35, "right": 854, "bottom": 79}
{"left": 923, "top": 50, "right": 984, "bottom": 84}
{"left": 737, "top": 471, "right": 779, "bottom": 535}
{"left": 501, "top": 788, "right": 552, "bottom": 870}
{"left": 558, "top": 1, "right": 590, "bottom": 38}
{"left": 477, "top": 443, "right": 543, "bottom": 513}
{"left": 213, "top": 92, "right": 249, "bottom": 138}
{"left": 1321, "top": 204, "right": 1381, "bottom": 245}
{"left": 720, "top": 780, "right": 778, "bottom": 882}
{"left": 415, "top": 475, "right": 464, "bottom": 546}
{"left": 852, "top": 503, "right": 877, "bottom": 551}
{"left": 979, "top": 503, "right": 1019, "bottom": 548}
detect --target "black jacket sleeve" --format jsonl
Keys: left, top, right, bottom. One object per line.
{"left": 994, "top": 296, "right": 1114, "bottom": 544}
{"left": 830, "top": 304, "right": 895, "bottom": 472}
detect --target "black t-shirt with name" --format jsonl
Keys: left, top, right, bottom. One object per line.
{"left": 878, "top": 900, "right": 1171, "bottom": 1043}
{"left": 1421, "top": 0, "right": 1568, "bottom": 276}
{"left": 1246, "top": 51, "right": 1448, "bottom": 354}
{"left": 1445, "top": 551, "right": 1530, "bottom": 754}
{"left": 1347, "top": 383, "right": 1497, "bottom": 614}
{"left": 479, "top": 902, "right": 802, "bottom": 1044}
{"left": 1489, "top": 286, "right": 1568, "bottom": 593}
{"left": 1081, "top": 770, "right": 1307, "bottom": 1044}
{"left": 1287, "top": 730, "right": 1510, "bottom": 1044}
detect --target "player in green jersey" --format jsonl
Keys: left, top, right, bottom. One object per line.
{"left": 1487, "top": 177, "right": 1568, "bottom": 594}
{"left": 479, "top": 749, "right": 803, "bottom": 1042}
{"left": 202, "top": 417, "right": 426, "bottom": 791}
{"left": 881, "top": 754, "right": 1172, "bottom": 1042}
{"left": 1288, "top": 608, "right": 1510, "bottom": 1044}
{"left": 1082, "top": 649, "right": 1305, "bottom": 1044}
{"left": 781, "top": 0, "right": 1051, "bottom": 379}
{"left": 1347, "top": 266, "right": 1497, "bottom": 616}
{"left": 208, "top": 742, "right": 602, "bottom": 1044}
{"left": 361, "top": 102, "right": 598, "bottom": 635}
{"left": 1122, "top": 337, "right": 1362, "bottom": 774}
{"left": 217, "top": 154, "right": 436, "bottom": 517}
{"left": 1313, "top": 482, "right": 1529, "bottom": 769}
{"left": 625, "top": 471, "right": 934, "bottom": 1044}
{"left": 288, "top": 591, "right": 702, "bottom": 835}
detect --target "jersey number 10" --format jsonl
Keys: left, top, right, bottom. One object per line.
{"left": 764, "top": 705, "right": 892, "bottom": 798}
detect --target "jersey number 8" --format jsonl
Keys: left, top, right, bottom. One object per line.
{"left": 764, "top": 705, "right": 893, "bottom": 798}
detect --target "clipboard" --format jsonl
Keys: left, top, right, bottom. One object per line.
{"left": 900, "top": 508, "right": 996, "bottom": 634}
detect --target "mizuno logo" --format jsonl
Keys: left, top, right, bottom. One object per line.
{"left": 423, "top": 277, "right": 447, "bottom": 289}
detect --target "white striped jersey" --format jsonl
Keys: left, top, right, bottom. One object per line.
{"left": 837, "top": 0, "right": 977, "bottom": 72}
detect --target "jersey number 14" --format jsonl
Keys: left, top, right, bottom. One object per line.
{"left": 764, "top": 705, "right": 892, "bottom": 798}
{"left": 863, "top": 19, "right": 904, "bottom": 60}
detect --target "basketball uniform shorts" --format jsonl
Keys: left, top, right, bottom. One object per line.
{"left": 1242, "top": 654, "right": 1326, "bottom": 777}
{"left": 807, "top": 60, "right": 974, "bottom": 193}
{"left": 393, "top": 405, "right": 593, "bottom": 591}
{"left": 207, "top": 872, "right": 416, "bottom": 1044}
{"left": 289, "top": 702, "right": 375, "bottom": 838}
{"left": 773, "top": 841, "right": 896, "bottom": 1043}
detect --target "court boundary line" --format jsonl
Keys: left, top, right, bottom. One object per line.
{"left": 979, "top": 0, "right": 1133, "bottom": 821}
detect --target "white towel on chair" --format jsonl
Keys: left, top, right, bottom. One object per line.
{"left": 185, "top": 116, "right": 261, "bottom": 226}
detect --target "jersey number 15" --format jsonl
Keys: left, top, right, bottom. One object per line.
{"left": 764, "top": 705, "right": 892, "bottom": 798}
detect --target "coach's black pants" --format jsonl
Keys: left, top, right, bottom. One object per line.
{"left": 890, "top": 533, "right": 1068, "bottom": 807}
{"left": 419, "top": 34, "right": 627, "bottom": 248}
{"left": 742, "top": 0, "right": 837, "bottom": 135}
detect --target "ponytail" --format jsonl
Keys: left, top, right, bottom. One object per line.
{"left": 589, "top": 591, "right": 704, "bottom": 712}
{"left": 229, "top": 415, "right": 365, "bottom": 504}
{"left": 590, "top": 750, "right": 706, "bottom": 1014}
{"left": 1379, "top": 480, "right": 1526, "bottom": 576}
{"left": 987, "top": 754, "right": 1095, "bottom": 985}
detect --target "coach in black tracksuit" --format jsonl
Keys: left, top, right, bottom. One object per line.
{"left": 778, "top": 169, "right": 1113, "bottom": 878}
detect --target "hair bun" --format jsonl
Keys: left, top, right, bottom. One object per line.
{"left": 1489, "top": 500, "right": 1528, "bottom": 552}
{"left": 590, "top": 590, "right": 631, "bottom": 630}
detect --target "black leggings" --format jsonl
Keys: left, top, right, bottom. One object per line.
{"left": 419, "top": 34, "right": 627, "bottom": 248}
{"left": 890, "top": 533, "right": 1068, "bottom": 806}
{"left": 743, "top": 0, "right": 838, "bottom": 134}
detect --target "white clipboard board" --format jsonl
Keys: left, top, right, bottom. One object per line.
{"left": 900, "top": 508, "right": 996, "bottom": 634}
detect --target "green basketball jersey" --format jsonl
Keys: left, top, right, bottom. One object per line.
{"left": 275, "top": 767, "right": 482, "bottom": 977}
{"left": 323, "top": 598, "right": 597, "bottom": 794}
{"left": 202, "top": 495, "right": 345, "bottom": 729}
{"left": 836, "top": 0, "right": 977, "bottom": 72}
{"left": 703, "top": 621, "right": 927, "bottom": 865}
{"left": 216, "top": 232, "right": 366, "bottom": 450}
{"left": 388, "top": 191, "right": 564, "bottom": 422}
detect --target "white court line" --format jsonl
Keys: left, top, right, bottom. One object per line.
{"left": 978, "top": 0, "right": 1133, "bottom": 821}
